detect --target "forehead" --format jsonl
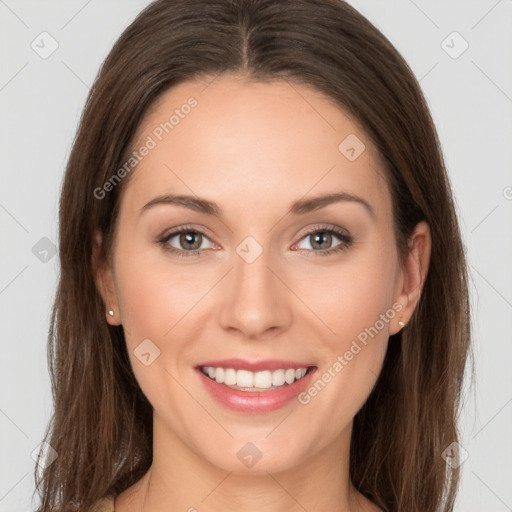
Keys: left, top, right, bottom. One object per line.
{"left": 120, "top": 75, "right": 390, "bottom": 223}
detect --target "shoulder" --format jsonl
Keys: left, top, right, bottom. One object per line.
{"left": 89, "top": 496, "right": 115, "bottom": 512}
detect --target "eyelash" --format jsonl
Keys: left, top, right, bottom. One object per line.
{"left": 157, "top": 224, "right": 353, "bottom": 258}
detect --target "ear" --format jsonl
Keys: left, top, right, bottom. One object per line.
{"left": 390, "top": 220, "right": 432, "bottom": 335}
{"left": 92, "top": 230, "right": 121, "bottom": 326}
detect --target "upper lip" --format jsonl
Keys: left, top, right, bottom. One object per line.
{"left": 196, "top": 358, "right": 316, "bottom": 372}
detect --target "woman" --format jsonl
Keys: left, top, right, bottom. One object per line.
{"left": 33, "top": 0, "right": 472, "bottom": 511}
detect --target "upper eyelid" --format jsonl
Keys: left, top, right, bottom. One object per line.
{"left": 160, "top": 224, "right": 350, "bottom": 248}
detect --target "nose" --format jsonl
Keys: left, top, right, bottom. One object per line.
{"left": 218, "top": 245, "right": 293, "bottom": 340}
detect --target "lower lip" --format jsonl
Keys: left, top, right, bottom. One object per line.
{"left": 196, "top": 367, "right": 317, "bottom": 413}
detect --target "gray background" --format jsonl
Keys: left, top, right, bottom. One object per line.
{"left": 1, "top": 1, "right": 511, "bottom": 511}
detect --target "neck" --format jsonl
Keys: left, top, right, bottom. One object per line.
{"left": 116, "top": 411, "right": 372, "bottom": 512}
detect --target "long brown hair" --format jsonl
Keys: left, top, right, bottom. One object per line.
{"left": 33, "top": 1, "right": 473, "bottom": 511}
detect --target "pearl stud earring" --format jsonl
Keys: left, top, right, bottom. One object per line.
{"left": 107, "top": 310, "right": 114, "bottom": 317}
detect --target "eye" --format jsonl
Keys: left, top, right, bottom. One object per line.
{"left": 158, "top": 226, "right": 217, "bottom": 257}
{"left": 293, "top": 225, "right": 352, "bottom": 256}
{"left": 157, "top": 224, "right": 353, "bottom": 258}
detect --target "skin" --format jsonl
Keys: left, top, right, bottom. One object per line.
{"left": 93, "top": 73, "right": 431, "bottom": 512}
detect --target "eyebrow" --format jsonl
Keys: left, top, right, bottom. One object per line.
{"left": 140, "top": 191, "right": 375, "bottom": 220}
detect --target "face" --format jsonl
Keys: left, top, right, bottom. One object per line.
{"left": 96, "top": 74, "right": 413, "bottom": 475}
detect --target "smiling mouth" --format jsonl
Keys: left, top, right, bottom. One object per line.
{"left": 199, "top": 365, "right": 316, "bottom": 391}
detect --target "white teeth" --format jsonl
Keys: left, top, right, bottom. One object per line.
{"left": 201, "top": 366, "right": 310, "bottom": 389}
{"left": 295, "top": 368, "right": 307, "bottom": 379}
{"left": 236, "top": 369, "right": 254, "bottom": 387}
{"left": 253, "top": 370, "right": 272, "bottom": 389}
{"left": 284, "top": 368, "right": 296, "bottom": 384}
{"left": 215, "top": 367, "right": 224, "bottom": 383}
{"left": 271, "top": 369, "right": 286, "bottom": 386}
{"left": 224, "top": 368, "right": 237, "bottom": 386}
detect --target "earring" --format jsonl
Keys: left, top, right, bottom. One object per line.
{"left": 107, "top": 310, "right": 114, "bottom": 317}
{"left": 398, "top": 320, "right": 405, "bottom": 328}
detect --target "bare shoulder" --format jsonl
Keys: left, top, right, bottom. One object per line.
{"left": 90, "top": 496, "right": 115, "bottom": 512}
{"left": 356, "top": 491, "right": 384, "bottom": 512}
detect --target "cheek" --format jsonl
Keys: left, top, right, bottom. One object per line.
{"left": 114, "top": 246, "right": 206, "bottom": 344}
{"left": 291, "top": 244, "right": 397, "bottom": 415}
{"left": 301, "top": 247, "right": 397, "bottom": 420}
{"left": 113, "top": 250, "right": 201, "bottom": 412}
{"left": 296, "top": 245, "right": 398, "bottom": 346}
